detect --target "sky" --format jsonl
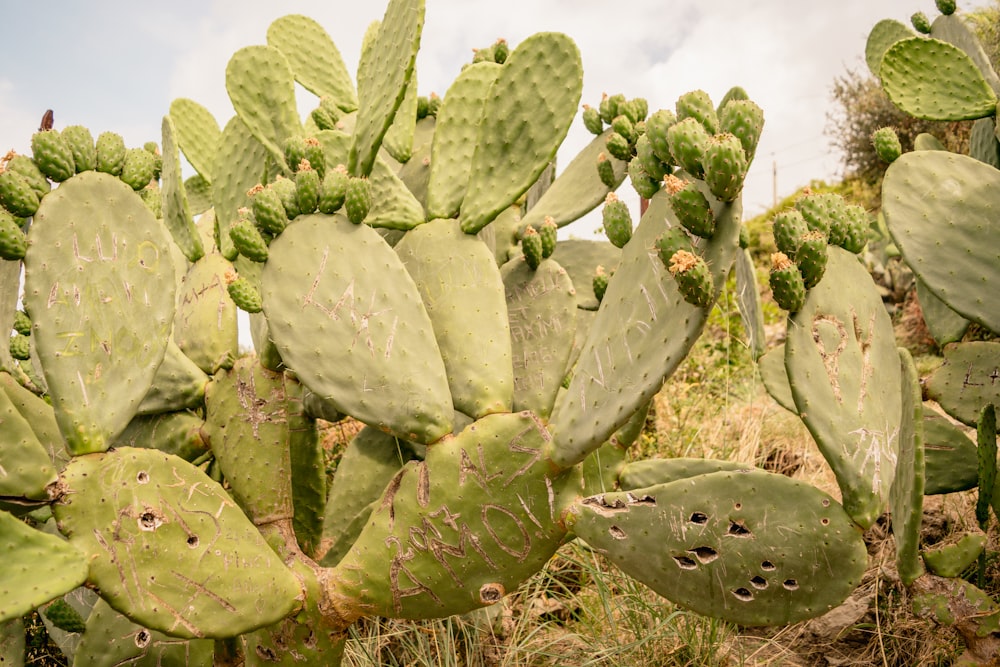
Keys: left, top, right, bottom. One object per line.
{"left": 0, "top": 0, "right": 991, "bottom": 233}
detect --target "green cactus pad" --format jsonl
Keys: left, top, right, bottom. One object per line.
{"left": 460, "top": 32, "right": 583, "bottom": 234}
{"left": 922, "top": 532, "right": 987, "bottom": 577}
{"left": 205, "top": 356, "right": 297, "bottom": 525}
{"left": 882, "top": 151, "right": 1000, "bottom": 333}
{"left": 172, "top": 253, "right": 239, "bottom": 375}
{"left": 785, "top": 247, "right": 901, "bottom": 529}
{"left": 735, "top": 248, "right": 767, "bottom": 360}
{"left": 267, "top": 14, "right": 358, "bottom": 113}
{"left": 0, "top": 510, "right": 88, "bottom": 624}
{"left": 168, "top": 98, "right": 221, "bottom": 184}
{"left": 0, "top": 372, "right": 67, "bottom": 469}
{"left": 161, "top": 115, "right": 205, "bottom": 262}
{"left": 549, "top": 186, "right": 741, "bottom": 468}
{"left": 865, "top": 19, "right": 916, "bottom": 75}
{"left": 212, "top": 117, "right": 270, "bottom": 261}
{"left": 565, "top": 469, "right": 867, "bottom": 626}
{"left": 395, "top": 218, "right": 513, "bottom": 418}
{"left": 978, "top": 403, "right": 997, "bottom": 527}
{"left": 330, "top": 412, "right": 573, "bottom": 620}
{"left": 382, "top": 67, "right": 419, "bottom": 164}
{"left": 23, "top": 172, "right": 176, "bottom": 454}
{"left": 350, "top": 0, "right": 425, "bottom": 177}
{"left": 427, "top": 62, "right": 501, "bottom": 218}
{"left": 53, "top": 447, "right": 301, "bottom": 638}
{"left": 547, "top": 239, "right": 621, "bottom": 311}
{"left": 923, "top": 409, "right": 978, "bottom": 495}
{"left": 136, "top": 340, "right": 208, "bottom": 415}
{"left": 502, "top": 257, "right": 577, "bottom": 419}
{"left": 114, "top": 410, "right": 209, "bottom": 463}
{"left": 880, "top": 37, "right": 997, "bottom": 121}
{"left": 758, "top": 344, "right": 796, "bottom": 413}
{"left": 318, "top": 426, "right": 420, "bottom": 567}
{"left": 226, "top": 45, "right": 302, "bottom": 168}
{"left": 916, "top": 278, "right": 970, "bottom": 346}
{"left": 925, "top": 343, "right": 1000, "bottom": 427}
{"left": 618, "top": 458, "right": 749, "bottom": 490}
{"left": 891, "top": 348, "right": 926, "bottom": 585}
{"left": 260, "top": 213, "right": 453, "bottom": 444}
{"left": 0, "top": 384, "right": 57, "bottom": 499}
{"left": 74, "top": 597, "right": 214, "bottom": 666}
{"left": 930, "top": 13, "right": 1000, "bottom": 95}
{"left": 519, "top": 129, "right": 628, "bottom": 232}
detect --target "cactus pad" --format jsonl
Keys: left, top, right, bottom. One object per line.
{"left": 53, "top": 447, "right": 302, "bottom": 638}
{"left": 566, "top": 469, "right": 867, "bottom": 626}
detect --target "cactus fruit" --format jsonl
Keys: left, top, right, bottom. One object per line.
{"left": 250, "top": 183, "right": 290, "bottom": 235}
{"left": 120, "top": 147, "right": 157, "bottom": 190}
{"left": 296, "top": 161, "right": 321, "bottom": 213}
{"left": 718, "top": 99, "right": 764, "bottom": 163}
{"left": 596, "top": 152, "right": 616, "bottom": 188}
{"left": 593, "top": 265, "right": 609, "bottom": 303}
{"left": 655, "top": 226, "right": 695, "bottom": 267}
{"left": 605, "top": 131, "right": 632, "bottom": 161}
{"left": 538, "top": 216, "right": 557, "bottom": 258}
{"left": 319, "top": 164, "right": 350, "bottom": 214}
{"left": 936, "top": 0, "right": 957, "bottom": 14}
{"left": 664, "top": 174, "right": 715, "bottom": 238}
{"left": 521, "top": 225, "right": 544, "bottom": 270}
{"left": 602, "top": 192, "right": 633, "bottom": 248}
{"left": 269, "top": 175, "right": 301, "bottom": 220}
{"left": 873, "top": 126, "right": 902, "bottom": 163}
{"left": 0, "top": 209, "right": 27, "bottom": 260}
{"left": 4, "top": 153, "right": 50, "bottom": 199}
{"left": 0, "top": 167, "right": 40, "bottom": 218}
{"left": 582, "top": 104, "right": 603, "bottom": 135}
{"left": 229, "top": 209, "right": 270, "bottom": 262}
{"left": 8, "top": 333, "right": 30, "bottom": 361}
{"left": 768, "top": 252, "right": 806, "bottom": 312}
{"left": 311, "top": 96, "right": 343, "bottom": 131}
{"left": 911, "top": 12, "right": 932, "bottom": 34}
{"left": 666, "top": 117, "right": 710, "bottom": 178}
{"left": 95, "top": 131, "right": 127, "bottom": 176}
{"left": 31, "top": 129, "right": 76, "bottom": 182}
{"left": 61, "top": 125, "right": 97, "bottom": 173}
{"left": 795, "top": 230, "right": 828, "bottom": 289}
{"left": 344, "top": 176, "right": 372, "bottom": 223}
{"left": 675, "top": 89, "right": 719, "bottom": 135}
{"left": 628, "top": 159, "right": 660, "bottom": 200}
{"left": 668, "top": 250, "right": 714, "bottom": 308}
{"left": 645, "top": 109, "right": 677, "bottom": 165}
{"left": 226, "top": 273, "right": 263, "bottom": 313}
{"left": 43, "top": 598, "right": 87, "bottom": 633}
{"left": 702, "top": 132, "right": 748, "bottom": 202}
{"left": 12, "top": 310, "right": 30, "bottom": 336}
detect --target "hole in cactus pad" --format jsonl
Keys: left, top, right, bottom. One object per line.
{"left": 137, "top": 510, "right": 163, "bottom": 532}
{"left": 608, "top": 525, "right": 627, "bottom": 540}
{"left": 750, "top": 576, "right": 768, "bottom": 589}
{"left": 689, "top": 512, "right": 708, "bottom": 524}
{"left": 690, "top": 546, "right": 718, "bottom": 563}
{"left": 136, "top": 471, "right": 149, "bottom": 484}
{"left": 187, "top": 535, "right": 199, "bottom": 548}
{"left": 673, "top": 555, "right": 698, "bottom": 570}
{"left": 732, "top": 588, "right": 754, "bottom": 602}
{"left": 761, "top": 561, "right": 776, "bottom": 571}
{"left": 135, "top": 630, "right": 151, "bottom": 648}
{"left": 727, "top": 520, "right": 751, "bottom": 537}
{"left": 783, "top": 579, "right": 799, "bottom": 590}
{"left": 479, "top": 583, "right": 505, "bottom": 604}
